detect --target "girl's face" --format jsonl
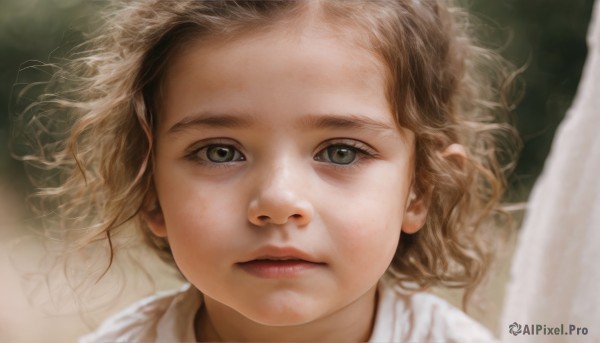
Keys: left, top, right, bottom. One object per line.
{"left": 146, "top": 21, "right": 427, "bottom": 337}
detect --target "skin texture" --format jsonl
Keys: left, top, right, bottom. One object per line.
{"left": 144, "top": 20, "right": 429, "bottom": 342}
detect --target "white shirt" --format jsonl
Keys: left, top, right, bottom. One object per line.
{"left": 80, "top": 280, "right": 495, "bottom": 342}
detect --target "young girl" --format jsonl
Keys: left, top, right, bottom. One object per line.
{"left": 19, "top": 0, "right": 518, "bottom": 341}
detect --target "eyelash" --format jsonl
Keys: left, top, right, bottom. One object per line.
{"left": 184, "top": 139, "right": 245, "bottom": 168}
{"left": 313, "top": 140, "right": 377, "bottom": 169}
{"left": 184, "top": 139, "right": 377, "bottom": 169}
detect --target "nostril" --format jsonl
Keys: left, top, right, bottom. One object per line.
{"left": 291, "top": 214, "right": 301, "bottom": 219}
{"left": 258, "top": 215, "right": 270, "bottom": 221}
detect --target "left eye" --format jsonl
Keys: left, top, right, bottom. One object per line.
{"left": 195, "top": 145, "right": 245, "bottom": 163}
{"left": 315, "top": 145, "right": 359, "bottom": 165}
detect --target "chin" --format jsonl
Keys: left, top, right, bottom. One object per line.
{"left": 238, "top": 301, "right": 320, "bottom": 327}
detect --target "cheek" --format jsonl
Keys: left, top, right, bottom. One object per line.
{"left": 337, "top": 208, "right": 402, "bottom": 265}
{"left": 154, "top": 168, "right": 242, "bottom": 264}
{"left": 322, "top": 174, "right": 407, "bottom": 271}
{"left": 156, "top": 159, "right": 231, "bottom": 228}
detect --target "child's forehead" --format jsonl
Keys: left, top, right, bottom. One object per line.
{"left": 166, "top": 19, "right": 387, "bottom": 98}
{"left": 162, "top": 24, "right": 390, "bottom": 108}
{"left": 166, "top": 1, "right": 384, "bottom": 73}
{"left": 169, "top": 26, "right": 383, "bottom": 83}
{"left": 178, "top": 12, "right": 378, "bottom": 63}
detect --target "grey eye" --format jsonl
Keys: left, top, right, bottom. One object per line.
{"left": 205, "top": 145, "right": 244, "bottom": 163}
{"left": 318, "top": 145, "right": 357, "bottom": 165}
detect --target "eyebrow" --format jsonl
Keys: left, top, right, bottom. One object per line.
{"left": 167, "top": 112, "right": 254, "bottom": 134}
{"left": 166, "top": 111, "right": 395, "bottom": 135}
{"left": 297, "top": 113, "right": 395, "bottom": 132}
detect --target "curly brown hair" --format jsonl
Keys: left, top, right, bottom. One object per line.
{"left": 16, "top": 0, "right": 519, "bottom": 308}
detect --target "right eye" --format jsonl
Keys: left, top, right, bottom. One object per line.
{"left": 191, "top": 144, "right": 246, "bottom": 163}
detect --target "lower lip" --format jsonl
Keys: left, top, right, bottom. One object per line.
{"left": 237, "top": 260, "right": 324, "bottom": 278}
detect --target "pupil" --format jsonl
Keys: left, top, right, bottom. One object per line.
{"left": 217, "top": 149, "right": 228, "bottom": 157}
{"left": 330, "top": 146, "right": 355, "bottom": 164}
{"left": 208, "top": 146, "right": 233, "bottom": 162}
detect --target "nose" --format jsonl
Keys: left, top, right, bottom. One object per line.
{"left": 247, "top": 161, "right": 314, "bottom": 228}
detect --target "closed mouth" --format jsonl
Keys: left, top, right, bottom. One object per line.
{"left": 240, "top": 256, "right": 319, "bottom": 264}
{"left": 236, "top": 257, "right": 325, "bottom": 278}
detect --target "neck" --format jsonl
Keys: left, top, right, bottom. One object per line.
{"left": 196, "top": 285, "right": 378, "bottom": 342}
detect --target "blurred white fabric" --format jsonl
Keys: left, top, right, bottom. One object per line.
{"left": 501, "top": 1, "right": 600, "bottom": 342}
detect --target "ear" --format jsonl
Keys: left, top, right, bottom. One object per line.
{"left": 144, "top": 207, "right": 168, "bottom": 237}
{"left": 440, "top": 143, "right": 466, "bottom": 167}
{"left": 401, "top": 143, "right": 467, "bottom": 234}
{"left": 143, "top": 197, "right": 167, "bottom": 237}
{"left": 401, "top": 189, "right": 429, "bottom": 234}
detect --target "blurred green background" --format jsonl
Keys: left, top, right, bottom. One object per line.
{"left": 0, "top": 0, "right": 597, "bottom": 216}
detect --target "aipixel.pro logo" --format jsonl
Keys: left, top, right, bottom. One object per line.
{"left": 508, "top": 322, "right": 588, "bottom": 336}
{"left": 509, "top": 322, "right": 522, "bottom": 336}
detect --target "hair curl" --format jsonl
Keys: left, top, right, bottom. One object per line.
{"left": 15, "top": 0, "right": 520, "bottom": 308}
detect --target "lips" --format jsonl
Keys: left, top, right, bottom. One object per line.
{"left": 237, "top": 247, "right": 325, "bottom": 278}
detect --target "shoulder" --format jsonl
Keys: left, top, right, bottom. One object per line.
{"left": 370, "top": 281, "right": 497, "bottom": 343}
{"left": 78, "top": 283, "right": 198, "bottom": 343}
{"left": 409, "top": 291, "right": 496, "bottom": 342}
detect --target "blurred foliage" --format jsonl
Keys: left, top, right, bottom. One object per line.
{"left": 1, "top": 0, "right": 93, "bottom": 193}
{"left": 464, "top": 0, "right": 596, "bottom": 200}
{"left": 0, "top": 0, "right": 596, "bottom": 202}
